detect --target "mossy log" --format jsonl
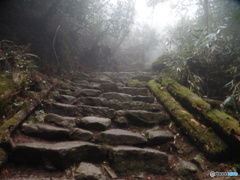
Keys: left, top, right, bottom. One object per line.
{"left": 0, "top": 78, "right": 59, "bottom": 145}
{"left": 147, "top": 80, "right": 228, "bottom": 158}
{"left": 160, "top": 77, "right": 240, "bottom": 149}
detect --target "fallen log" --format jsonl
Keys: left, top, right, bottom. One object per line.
{"left": 0, "top": 78, "right": 59, "bottom": 144}
{"left": 147, "top": 80, "right": 228, "bottom": 158}
{"left": 160, "top": 77, "right": 240, "bottom": 149}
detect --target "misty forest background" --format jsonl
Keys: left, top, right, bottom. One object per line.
{"left": 0, "top": 0, "right": 240, "bottom": 118}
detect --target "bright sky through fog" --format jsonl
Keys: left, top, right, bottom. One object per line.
{"left": 135, "top": 1, "right": 177, "bottom": 29}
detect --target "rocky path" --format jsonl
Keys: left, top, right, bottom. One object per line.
{"left": 0, "top": 72, "right": 222, "bottom": 179}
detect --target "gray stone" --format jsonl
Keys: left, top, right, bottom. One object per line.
{"left": 99, "top": 129, "right": 147, "bottom": 145}
{"left": 110, "top": 146, "right": 168, "bottom": 175}
{"left": 114, "top": 116, "right": 128, "bottom": 127}
{"left": 77, "top": 116, "right": 111, "bottom": 130}
{"left": 45, "top": 103, "right": 79, "bottom": 117}
{"left": 122, "top": 101, "right": 161, "bottom": 112}
{"left": 103, "top": 92, "right": 132, "bottom": 102}
{"left": 146, "top": 130, "right": 174, "bottom": 145}
{"left": 69, "top": 128, "right": 93, "bottom": 141}
{"left": 174, "top": 160, "right": 198, "bottom": 180}
{"left": 125, "top": 110, "right": 170, "bottom": 126}
{"left": 191, "top": 154, "right": 205, "bottom": 170}
{"left": 79, "top": 97, "right": 104, "bottom": 106}
{"left": 132, "top": 96, "right": 154, "bottom": 103}
{"left": 44, "top": 113, "right": 76, "bottom": 128}
{"left": 100, "top": 83, "right": 119, "bottom": 92}
{"left": 80, "top": 89, "right": 101, "bottom": 97}
{"left": 56, "top": 95, "right": 77, "bottom": 105}
{"left": 58, "top": 89, "right": 72, "bottom": 95}
{"left": 21, "top": 123, "right": 69, "bottom": 140}
{"left": 103, "top": 100, "right": 123, "bottom": 110}
{"left": 11, "top": 141, "right": 104, "bottom": 170}
{"left": 77, "top": 105, "right": 114, "bottom": 118}
{"left": 119, "top": 87, "right": 148, "bottom": 96}
{"left": 75, "top": 162, "right": 106, "bottom": 180}
{"left": 92, "top": 74, "right": 113, "bottom": 83}
{"left": 132, "top": 75, "right": 152, "bottom": 82}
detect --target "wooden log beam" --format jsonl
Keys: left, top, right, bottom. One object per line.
{"left": 160, "top": 77, "right": 240, "bottom": 149}
{"left": 147, "top": 80, "right": 228, "bottom": 159}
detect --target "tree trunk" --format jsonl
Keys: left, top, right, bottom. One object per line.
{"left": 160, "top": 77, "right": 240, "bottom": 150}
{"left": 147, "top": 80, "right": 228, "bottom": 159}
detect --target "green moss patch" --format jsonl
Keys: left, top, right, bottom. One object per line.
{"left": 147, "top": 80, "right": 228, "bottom": 158}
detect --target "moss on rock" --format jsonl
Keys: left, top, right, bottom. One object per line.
{"left": 126, "top": 80, "right": 146, "bottom": 87}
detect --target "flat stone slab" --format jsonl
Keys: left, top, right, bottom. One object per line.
{"left": 99, "top": 129, "right": 147, "bottom": 145}
{"left": 11, "top": 141, "right": 104, "bottom": 170}
{"left": 44, "top": 113, "right": 76, "bottom": 128}
{"left": 75, "top": 162, "right": 106, "bottom": 180}
{"left": 100, "top": 83, "right": 119, "bottom": 92}
{"left": 122, "top": 101, "right": 161, "bottom": 112}
{"left": 132, "top": 75, "right": 152, "bottom": 82}
{"left": 77, "top": 105, "right": 114, "bottom": 118}
{"left": 132, "top": 96, "right": 154, "bottom": 103}
{"left": 123, "top": 110, "right": 170, "bottom": 126}
{"left": 77, "top": 116, "right": 111, "bottom": 130}
{"left": 80, "top": 89, "right": 102, "bottom": 97}
{"left": 146, "top": 130, "right": 174, "bottom": 145}
{"left": 21, "top": 123, "right": 69, "bottom": 140}
{"left": 69, "top": 128, "right": 93, "bottom": 141}
{"left": 119, "top": 87, "right": 148, "bottom": 96}
{"left": 110, "top": 146, "right": 169, "bottom": 175}
{"left": 45, "top": 103, "right": 79, "bottom": 117}
{"left": 56, "top": 95, "right": 77, "bottom": 105}
{"left": 79, "top": 97, "right": 104, "bottom": 106}
{"left": 103, "top": 92, "right": 132, "bottom": 102}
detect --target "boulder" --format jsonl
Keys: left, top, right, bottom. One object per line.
{"left": 11, "top": 141, "right": 104, "bottom": 170}
{"left": 75, "top": 162, "right": 106, "bottom": 180}
{"left": 21, "top": 123, "right": 69, "bottom": 140}
{"left": 77, "top": 105, "right": 114, "bottom": 118}
{"left": 110, "top": 146, "right": 168, "bottom": 175}
{"left": 44, "top": 113, "right": 76, "bottom": 128}
{"left": 146, "top": 130, "right": 174, "bottom": 145}
{"left": 119, "top": 87, "right": 148, "bottom": 96}
{"left": 69, "top": 128, "right": 93, "bottom": 141}
{"left": 99, "top": 129, "right": 147, "bottom": 145}
{"left": 80, "top": 89, "right": 102, "bottom": 97}
{"left": 103, "top": 92, "right": 132, "bottom": 102}
{"left": 77, "top": 116, "right": 111, "bottom": 130}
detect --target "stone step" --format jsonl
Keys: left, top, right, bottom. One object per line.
{"left": 119, "top": 87, "right": 148, "bottom": 96}
{"left": 109, "top": 146, "right": 169, "bottom": 175}
{"left": 56, "top": 94, "right": 77, "bottom": 105}
{"left": 115, "top": 110, "right": 170, "bottom": 126}
{"left": 21, "top": 123, "right": 93, "bottom": 141}
{"left": 11, "top": 141, "right": 104, "bottom": 170}
{"left": 79, "top": 89, "right": 102, "bottom": 97}
{"left": 44, "top": 103, "right": 114, "bottom": 118}
{"left": 145, "top": 129, "right": 175, "bottom": 145}
{"left": 44, "top": 113, "right": 76, "bottom": 128}
{"left": 103, "top": 92, "right": 132, "bottom": 102}
{"left": 76, "top": 116, "right": 111, "bottom": 131}
{"left": 98, "top": 129, "right": 147, "bottom": 145}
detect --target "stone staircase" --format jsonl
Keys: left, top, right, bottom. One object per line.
{"left": 0, "top": 72, "right": 206, "bottom": 180}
